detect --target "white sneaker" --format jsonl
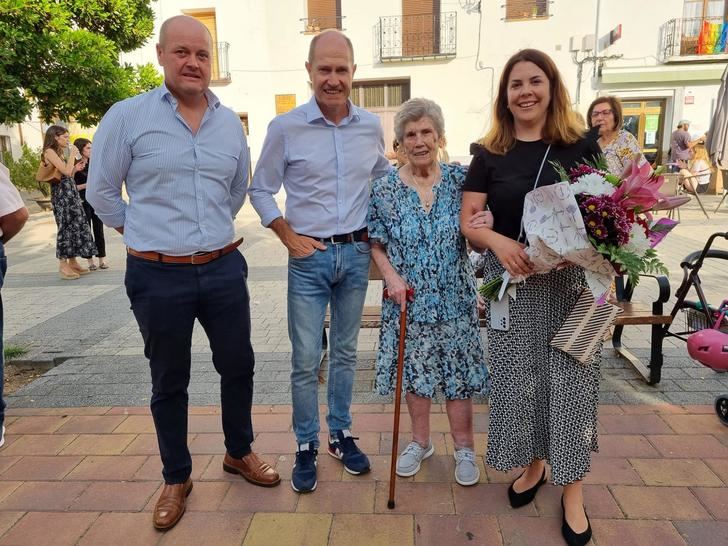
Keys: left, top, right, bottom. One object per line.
{"left": 0, "top": 425, "right": 5, "bottom": 448}
{"left": 454, "top": 448, "right": 480, "bottom": 486}
{"left": 396, "top": 441, "right": 434, "bottom": 477}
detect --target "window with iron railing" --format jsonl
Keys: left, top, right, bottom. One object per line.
{"left": 302, "top": 0, "right": 343, "bottom": 32}
{"left": 658, "top": 1, "right": 728, "bottom": 61}
{"left": 374, "top": 12, "right": 457, "bottom": 62}
{"left": 504, "top": 0, "right": 549, "bottom": 21}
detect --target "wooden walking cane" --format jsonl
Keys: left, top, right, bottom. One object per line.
{"left": 385, "top": 286, "right": 414, "bottom": 510}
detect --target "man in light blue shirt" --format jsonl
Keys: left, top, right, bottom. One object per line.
{"left": 250, "top": 29, "right": 390, "bottom": 494}
{"left": 87, "top": 15, "right": 280, "bottom": 531}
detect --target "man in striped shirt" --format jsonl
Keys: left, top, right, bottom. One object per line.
{"left": 250, "top": 30, "right": 390, "bottom": 494}
{"left": 88, "top": 15, "right": 279, "bottom": 531}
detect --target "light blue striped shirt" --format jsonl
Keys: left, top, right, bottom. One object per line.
{"left": 87, "top": 84, "right": 249, "bottom": 255}
{"left": 249, "top": 97, "right": 390, "bottom": 237}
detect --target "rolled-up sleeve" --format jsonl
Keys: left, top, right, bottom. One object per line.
{"left": 230, "top": 128, "right": 250, "bottom": 217}
{"left": 249, "top": 118, "right": 285, "bottom": 227}
{"left": 86, "top": 103, "right": 131, "bottom": 228}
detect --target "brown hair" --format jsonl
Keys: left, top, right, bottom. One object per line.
{"left": 479, "top": 49, "right": 583, "bottom": 155}
{"left": 41, "top": 125, "right": 69, "bottom": 163}
{"left": 586, "top": 96, "right": 623, "bottom": 132}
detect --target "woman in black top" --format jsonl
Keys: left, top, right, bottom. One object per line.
{"left": 460, "top": 49, "right": 602, "bottom": 546}
{"left": 73, "top": 138, "right": 107, "bottom": 270}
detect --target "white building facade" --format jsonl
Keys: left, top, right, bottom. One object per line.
{"left": 4, "top": 0, "right": 727, "bottom": 187}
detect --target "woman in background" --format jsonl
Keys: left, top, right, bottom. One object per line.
{"left": 587, "top": 95, "right": 645, "bottom": 176}
{"left": 73, "top": 138, "right": 107, "bottom": 270}
{"left": 40, "top": 126, "right": 96, "bottom": 280}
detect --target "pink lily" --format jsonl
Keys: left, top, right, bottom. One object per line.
{"left": 612, "top": 161, "right": 665, "bottom": 211}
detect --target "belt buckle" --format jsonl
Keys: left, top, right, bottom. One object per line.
{"left": 190, "top": 251, "right": 207, "bottom": 265}
{"left": 327, "top": 236, "right": 343, "bottom": 245}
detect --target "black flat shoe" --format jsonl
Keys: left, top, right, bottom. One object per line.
{"left": 507, "top": 467, "right": 547, "bottom": 508}
{"left": 561, "top": 495, "right": 592, "bottom": 546}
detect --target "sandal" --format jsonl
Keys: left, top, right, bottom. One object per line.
{"left": 88, "top": 264, "right": 98, "bottom": 271}
{"left": 99, "top": 263, "right": 109, "bottom": 269}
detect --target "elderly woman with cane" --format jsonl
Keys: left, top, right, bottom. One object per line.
{"left": 367, "top": 97, "right": 490, "bottom": 487}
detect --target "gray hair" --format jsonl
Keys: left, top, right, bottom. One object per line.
{"left": 394, "top": 98, "right": 445, "bottom": 144}
{"left": 308, "top": 29, "right": 354, "bottom": 65}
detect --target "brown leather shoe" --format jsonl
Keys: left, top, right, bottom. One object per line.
{"left": 223, "top": 452, "right": 281, "bottom": 487}
{"left": 153, "top": 478, "right": 193, "bottom": 531}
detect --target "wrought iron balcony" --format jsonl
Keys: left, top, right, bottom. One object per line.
{"left": 658, "top": 17, "right": 728, "bottom": 62}
{"left": 300, "top": 16, "right": 345, "bottom": 34}
{"left": 374, "top": 12, "right": 457, "bottom": 63}
{"left": 212, "top": 41, "right": 231, "bottom": 82}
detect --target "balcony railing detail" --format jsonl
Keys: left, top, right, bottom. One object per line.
{"left": 300, "top": 16, "right": 345, "bottom": 34}
{"left": 659, "top": 17, "right": 728, "bottom": 62}
{"left": 374, "top": 12, "right": 457, "bottom": 63}
{"left": 213, "top": 41, "right": 231, "bottom": 82}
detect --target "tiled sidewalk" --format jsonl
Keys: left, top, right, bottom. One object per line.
{"left": 0, "top": 404, "right": 726, "bottom": 545}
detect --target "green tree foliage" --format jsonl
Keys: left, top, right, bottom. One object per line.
{"left": 0, "top": 0, "right": 162, "bottom": 126}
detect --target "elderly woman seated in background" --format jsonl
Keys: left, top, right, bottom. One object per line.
{"left": 367, "top": 98, "right": 490, "bottom": 486}
{"left": 587, "top": 96, "right": 646, "bottom": 176}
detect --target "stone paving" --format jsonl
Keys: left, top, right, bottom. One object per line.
{"left": 3, "top": 195, "right": 728, "bottom": 408}
{"left": 0, "top": 403, "right": 726, "bottom": 545}
{"left": 0, "top": 195, "right": 727, "bottom": 544}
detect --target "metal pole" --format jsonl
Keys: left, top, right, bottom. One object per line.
{"left": 593, "top": 0, "right": 601, "bottom": 77}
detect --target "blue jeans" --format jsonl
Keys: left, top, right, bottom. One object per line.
{"left": 288, "top": 242, "right": 370, "bottom": 447}
{"left": 0, "top": 241, "right": 6, "bottom": 428}
{"left": 125, "top": 251, "right": 255, "bottom": 483}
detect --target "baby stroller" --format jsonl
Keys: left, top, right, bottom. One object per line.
{"left": 665, "top": 232, "right": 728, "bottom": 425}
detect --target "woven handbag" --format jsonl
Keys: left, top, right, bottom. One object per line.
{"left": 550, "top": 289, "right": 622, "bottom": 364}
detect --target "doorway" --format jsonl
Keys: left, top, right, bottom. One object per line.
{"left": 621, "top": 99, "right": 667, "bottom": 165}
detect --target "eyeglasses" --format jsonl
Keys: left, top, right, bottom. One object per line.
{"left": 590, "top": 109, "right": 614, "bottom": 119}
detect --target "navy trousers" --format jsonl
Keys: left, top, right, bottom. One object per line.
{"left": 125, "top": 250, "right": 255, "bottom": 484}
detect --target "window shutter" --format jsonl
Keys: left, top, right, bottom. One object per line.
{"left": 402, "top": 0, "right": 438, "bottom": 57}
{"left": 189, "top": 11, "right": 220, "bottom": 80}
{"left": 307, "top": 0, "right": 340, "bottom": 30}
{"left": 505, "top": 0, "right": 549, "bottom": 21}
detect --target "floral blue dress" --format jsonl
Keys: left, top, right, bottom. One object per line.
{"left": 367, "top": 163, "right": 490, "bottom": 400}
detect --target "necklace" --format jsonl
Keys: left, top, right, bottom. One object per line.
{"left": 411, "top": 168, "right": 438, "bottom": 212}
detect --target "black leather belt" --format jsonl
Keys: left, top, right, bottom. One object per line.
{"left": 299, "top": 228, "right": 369, "bottom": 244}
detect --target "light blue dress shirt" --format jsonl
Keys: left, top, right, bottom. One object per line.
{"left": 249, "top": 97, "right": 391, "bottom": 238}
{"left": 86, "top": 84, "right": 249, "bottom": 255}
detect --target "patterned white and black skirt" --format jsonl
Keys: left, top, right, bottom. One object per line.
{"left": 482, "top": 251, "right": 601, "bottom": 486}
{"left": 50, "top": 176, "right": 97, "bottom": 260}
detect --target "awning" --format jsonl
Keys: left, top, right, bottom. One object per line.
{"left": 601, "top": 63, "right": 727, "bottom": 84}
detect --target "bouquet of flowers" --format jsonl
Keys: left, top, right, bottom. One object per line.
{"left": 480, "top": 158, "right": 676, "bottom": 303}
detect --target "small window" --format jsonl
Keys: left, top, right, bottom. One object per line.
{"left": 305, "top": 0, "right": 342, "bottom": 32}
{"left": 185, "top": 9, "right": 224, "bottom": 81}
{"left": 351, "top": 80, "right": 410, "bottom": 109}
{"left": 505, "top": 0, "right": 549, "bottom": 21}
{"left": 238, "top": 114, "right": 249, "bottom": 136}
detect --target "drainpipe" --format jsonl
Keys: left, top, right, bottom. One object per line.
{"left": 593, "top": 0, "right": 601, "bottom": 78}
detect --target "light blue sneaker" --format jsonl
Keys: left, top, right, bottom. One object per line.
{"left": 396, "top": 440, "right": 434, "bottom": 477}
{"left": 454, "top": 447, "right": 480, "bottom": 486}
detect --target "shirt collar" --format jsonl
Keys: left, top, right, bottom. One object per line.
{"left": 159, "top": 82, "right": 220, "bottom": 111}
{"left": 304, "top": 96, "right": 360, "bottom": 125}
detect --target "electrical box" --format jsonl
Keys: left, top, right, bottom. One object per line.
{"left": 569, "top": 36, "right": 582, "bottom": 52}
{"left": 582, "top": 34, "right": 596, "bottom": 52}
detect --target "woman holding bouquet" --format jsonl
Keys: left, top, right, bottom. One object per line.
{"left": 368, "top": 98, "right": 490, "bottom": 486}
{"left": 460, "top": 50, "right": 602, "bottom": 546}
